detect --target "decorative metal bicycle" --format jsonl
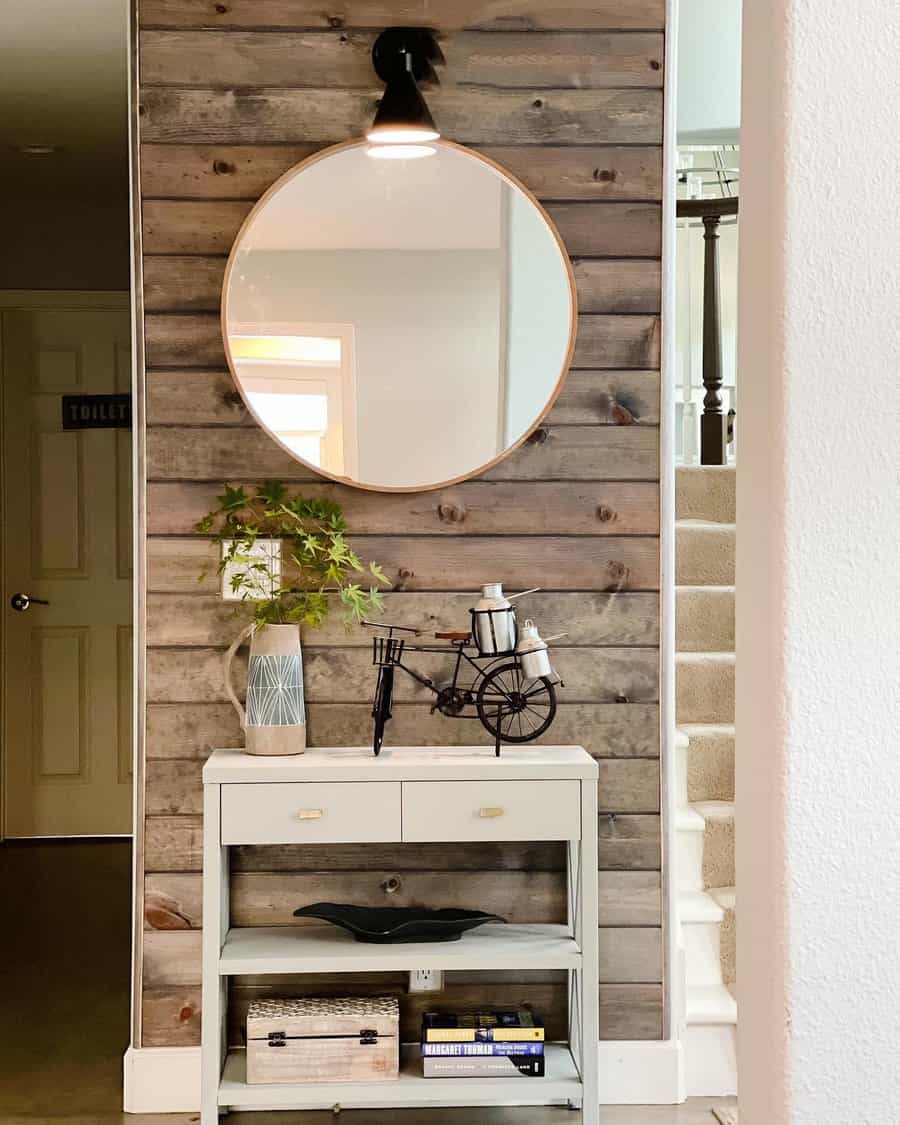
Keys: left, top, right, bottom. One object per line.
{"left": 363, "top": 601, "right": 563, "bottom": 756}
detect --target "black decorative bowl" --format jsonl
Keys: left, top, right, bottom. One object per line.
{"left": 292, "top": 903, "right": 507, "bottom": 943}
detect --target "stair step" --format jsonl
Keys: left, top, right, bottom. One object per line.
{"left": 679, "top": 890, "right": 725, "bottom": 924}
{"left": 676, "top": 653, "right": 735, "bottom": 724}
{"left": 676, "top": 521, "right": 735, "bottom": 585}
{"left": 676, "top": 586, "right": 735, "bottom": 653}
{"left": 686, "top": 983, "right": 738, "bottom": 1025}
{"left": 694, "top": 801, "right": 735, "bottom": 889}
{"left": 680, "top": 723, "right": 735, "bottom": 802}
{"left": 708, "top": 887, "right": 736, "bottom": 985}
{"left": 676, "top": 465, "right": 736, "bottom": 523}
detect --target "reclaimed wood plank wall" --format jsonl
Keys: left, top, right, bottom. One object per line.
{"left": 136, "top": 0, "right": 666, "bottom": 1046}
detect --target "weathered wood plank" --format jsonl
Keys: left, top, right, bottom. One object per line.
{"left": 148, "top": 535, "right": 660, "bottom": 593}
{"left": 139, "top": 87, "right": 662, "bottom": 146}
{"left": 142, "top": 254, "right": 660, "bottom": 314}
{"left": 144, "top": 868, "right": 660, "bottom": 930}
{"left": 146, "top": 870, "right": 567, "bottom": 930}
{"left": 599, "top": 812, "right": 659, "bottom": 868}
{"left": 141, "top": 199, "right": 660, "bottom": 257}
{"left": 142, "top": 312, "right": 661, "bottom": 370}
{"left": 145, "top": 815, "right": 567, "bottom": 873}
{"left": 146, "top": 644, "right": 659, "bottom": 706}
{"left": 145, "top": 424, "right": 659, "bottom": 482}
{"left": 145, "top": 755, "right": 657, "bottom": 818}
{"left": 140, "top": 143, "right": 663, "bottom": 202}
{"left": 139, "top": 0, "right": 667, "bottom": 32}
{"left": 146, "top": 368, "right": 660, "bottom": 426}
{"left": 148, "top": 482, "right": 659, "bottom": 537}
{"left": 146, "top": 591, "right": 659, "bottom": 645}
{"left": 141, "top": 980, "right": 662, "bottom": 1047}
{"left": 146, "top": 700, "right": 660, "bottom": 762}
{"left": 143, "top": 812, "right": 659, "bottom": 871}
{"left": 140, "top": 31, "right": 664, "bottom": 89}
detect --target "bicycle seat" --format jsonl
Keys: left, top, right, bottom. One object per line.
{"left": 435, "top": 631, "right": 471, "bottom": 642}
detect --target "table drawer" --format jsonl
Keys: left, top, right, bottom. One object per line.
{"left": 401, "top": 780, "right": 581, "bottom": 842}
{"left": 220, "top": 782, "right": 401, "bottom": 845}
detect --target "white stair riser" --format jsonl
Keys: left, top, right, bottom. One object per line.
{"left": 683, "top": 1024, "right": 737, "bottom": 1097}
{"left": 676, "top": 826, "right": 705, "bottom": 892}
{"left": 676, "top": 466, "right": 736, "bottom": 523}
{"left": 682, "top": 920, "right": 724, "bottom": 988}
{"left": 675, "top": 524, "right": 735, "bottom": 586}
{"left": 676, "top": 739, "right": 689, "bottom": 806}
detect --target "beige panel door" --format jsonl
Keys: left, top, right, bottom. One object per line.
{"left": 2, "top": 305, "right": 132, "bottom": 837}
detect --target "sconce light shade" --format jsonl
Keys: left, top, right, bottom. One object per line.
{"left": 367, "top": 28, "right": 442, "bottom": 151}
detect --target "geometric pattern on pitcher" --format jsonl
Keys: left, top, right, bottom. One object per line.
{"left": 246, "top": 653, "right": 305, "bottom": 726}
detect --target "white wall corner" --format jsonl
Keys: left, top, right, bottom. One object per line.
{"left": 598, "top": 1040, "right": 685, "bottom": 1104}
{"left": 123, "top": 1046, "right": 201, "bottom": 1114}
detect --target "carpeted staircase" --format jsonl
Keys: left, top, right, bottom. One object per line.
{"left": 675, "top": 466, "right": 736, "bottom": 1096}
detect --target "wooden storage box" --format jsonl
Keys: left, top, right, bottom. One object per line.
{"left": 246, "top": 997, "right": 400, "bottom": 1085}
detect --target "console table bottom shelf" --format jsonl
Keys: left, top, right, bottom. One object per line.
{"left": 219, "top": 1044, "right": 582, "bottom": 1109}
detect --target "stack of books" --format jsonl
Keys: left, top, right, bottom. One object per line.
{"left": 420, "top": 1009, "right": 545, "bottom": 1078}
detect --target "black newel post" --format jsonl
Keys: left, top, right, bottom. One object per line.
{"left": 676, "top": 196, "right": 739, "bottom": 466}
{"left": 700, "top": 211, "right": 728, "bottom": 465}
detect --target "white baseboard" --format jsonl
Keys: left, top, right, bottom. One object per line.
{"left": 123, "top": 1046, "right": 201, "bottom": 1114}
{"left": 599, "top": 1041, "right": 685, "bottom": 1104}
{"left": 123, "top": 1041, "right": 685, "bottom": 1114}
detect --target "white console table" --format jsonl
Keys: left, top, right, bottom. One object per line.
{"left": 201, "top": 745, "right": 600, "bottom": 1123}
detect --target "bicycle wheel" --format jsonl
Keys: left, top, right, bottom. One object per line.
{"left": 475, "top": 661, "right": 556, "bottom": 744}
{"left": 371, "top": 665, "right": 394, "bottom": 756}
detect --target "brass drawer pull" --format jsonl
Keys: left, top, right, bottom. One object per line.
{"left": 297, "top": 808, "right": 324, "bottom": 820}
{"left": 479, "top": 806, "right": 505, "bottom": 818}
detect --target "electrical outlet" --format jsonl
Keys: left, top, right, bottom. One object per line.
{"left": 409, "top": 968, "right": 443, "bottom": 993}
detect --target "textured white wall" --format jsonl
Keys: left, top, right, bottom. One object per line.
{"left": 737, "top": 2, "right": 900, "bottom": 1122}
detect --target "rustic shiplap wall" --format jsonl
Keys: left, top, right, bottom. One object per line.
{"left": 137, "top": 0, "right": 665, "bottom": 1046}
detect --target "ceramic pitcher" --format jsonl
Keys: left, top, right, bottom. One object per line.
{"left": 224, "top": 623, "right": 306, "bottom": 755}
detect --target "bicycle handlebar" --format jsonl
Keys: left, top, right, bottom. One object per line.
{"left": 361, "top": 619, "right": 423, "bottom": 635}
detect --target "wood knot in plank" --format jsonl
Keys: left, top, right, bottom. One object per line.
{"left": 213, "top": 159, "right": 236, "bottom": 176}
{"left": 214, "top": 3, "right": 228, "bottom": 12}
{"left": 650, "top": 58, "right": 662, "bottom": 70}
{"left": 437, "top": 500, "right": 467, "bottom": 524}
{"left": 593, "top": 168, "right": 617, "bottom": 183}
{"left": 596, "top": 505, "right": 617, "bottom": 524}
{"left": 395, "top": 568, "right": 415, "bottom": 590}
{"left": 606, "top": 560, "right": 629, "bottom": 588}
{"left": 222, "top": 388, "right": 245, "bottom": 412}
{"left": 532, "top": 98, "right": 544, "bottom": 109}
{"left": 615, "top": 693, "right": 629, "bottom": 704}
{"left": 381, "top": 875, "right": 402, "bottom": 895}
{"left": 526, "top": 425, "right": 550, "bottom": 445}
{"left": 328, "top": 14, "right": 345, "bottom": 27}
{"left": 144, "top": 891, "right": 192, "bottom": 930}
{"left": 179, "top": 1005, "right": 196, "bottom": 1024}
{"left": 610, "top": 399, "right": 635, "bottom": 425}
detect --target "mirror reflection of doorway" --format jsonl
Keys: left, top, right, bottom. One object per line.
{"left": 1, "top": 296, "right": 132, "bottom": 838}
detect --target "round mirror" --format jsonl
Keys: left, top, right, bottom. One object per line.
{"left": 223, "top": 140, "right": 576, "bottom": 492}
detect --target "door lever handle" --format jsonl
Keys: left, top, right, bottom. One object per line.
{"left": 10, "top": 593, "right": 50, "bottom": 612}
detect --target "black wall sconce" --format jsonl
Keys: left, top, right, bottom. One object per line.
{"left": 367, "top": 28, "right": 444, "bottom": 158}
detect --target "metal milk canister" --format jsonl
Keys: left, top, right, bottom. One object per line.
{"left": 516, "top": 619, "right": 553, "bottom": 678}
{"left": 472, "top": 582, "right": 516, "bottom": 655}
